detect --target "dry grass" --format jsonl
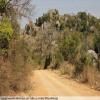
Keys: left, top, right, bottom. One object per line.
{"left": 60, "top": 62, "right": 75, "bottom": 77}
{"left": 0, "top": 58, "right": 12, "bottom": 95}
{"left": 59, "top": 61, "right": 100, "bottom": 90}
{"left": 0, "top": 37, "right": 33, "bottom": 96}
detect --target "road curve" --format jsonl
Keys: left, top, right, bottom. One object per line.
{"left": 31, "top": 70, "right": 100, "bottom": 96}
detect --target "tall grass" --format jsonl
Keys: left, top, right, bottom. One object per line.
{"left": 0, "top": 36, "right": 33, "bottom": 95}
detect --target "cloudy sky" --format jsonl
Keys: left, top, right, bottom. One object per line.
{"left": 21, "top": 0, "right": 100, "bottom": 28}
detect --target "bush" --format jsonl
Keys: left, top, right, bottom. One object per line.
{"left": 8, "top": 37, "right": 32, "bottom": 92}
{"left": 0, "top": 17, "right": 13, "bottom": 49}
{"left": 0, "top": 0, "right": 7, "bottom": 12}
{"left": 59, "top": 32, "right": 82, "bottom": 63}
{"left": 0, "top": 59, "right": 12, "bottom": 95}
{"left": 59, "top": 62, "right": 75, "bottom": 77}
{"left": 0, "top": 35, "right": 9, "bottom": 49}
{"left": 0, "top": 17, "right": 14, "bottom": 95}
{"left": 0, "top": 36, "right": 33, "bottom": 95}
{"left": 94, "top": 34, "right": 100, "bottom": 54}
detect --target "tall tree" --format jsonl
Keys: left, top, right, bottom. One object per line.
{"left": 0, "top": 0, "right": 35, "bottom": 34}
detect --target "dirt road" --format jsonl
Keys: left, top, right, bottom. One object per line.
{"left": 29, "top": 70, "right": 100, "bottom": 96}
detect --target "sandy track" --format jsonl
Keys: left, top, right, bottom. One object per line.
{"left": 30, "top": 70, "right": 100, "bottom": 96}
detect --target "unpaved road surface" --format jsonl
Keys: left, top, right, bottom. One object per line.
{"left": 30, "top": 70, "right": 100, "bottom": 96}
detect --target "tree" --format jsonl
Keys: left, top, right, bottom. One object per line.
{"left": 59, "top": 32, "right": 82, "bottom": 63}
{"left": 0, "top": 0, "right": 34, "bottom": 16}
{"left": 0, "top": 0, "right": 35, "bottom": 33}
{"left": 0, "top": 17, "right": 13, "bottom": 49}
{"left": 94, "top": 34, "right": 100, "bottom": 54}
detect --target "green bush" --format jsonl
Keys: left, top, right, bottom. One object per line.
{"left": 0, "top": 0, "right": 7, "bottom": 12}
{"left": 59, "top": 32, "right": 82, "bottom": 63}
{"left": 0, "top": 17, "right": 13, "bottom": 49}
{"left": 94, "top": 34, "right": 100, "bottom": 54}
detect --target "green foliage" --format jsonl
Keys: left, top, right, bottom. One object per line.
{"left": 59, "top": 32, "right": 82, "bottom": 63}
{"left": 78, "top": 12, "right": 87, "bottom": 20}
{"left": 24, "top": 10, "right": 100, "bottom": 90}
{"left": 0, "top": 0, "right": 7, "bottom": 4}
{"left": 0, "top": 17, "right": 13, "bottom": 39}
{"left": 36, "top": 10, "right": 100, "bottom": 34}
{"left": 36, "top": 13, "right": 50, "bottom": 26}
{"left": 0, "top": 17, "right": 13, "bottom": 49}
{"left": 94, "top": 34, "right": 100, "bottom": 53}
{"left": 0, "top": 0, "right": 6, "bottom": 7}
{"left": 36, "top": 9, "right": 59, "bottom": 27}
{"left": 0, "top": 0, "right": 7, "bottom": 12}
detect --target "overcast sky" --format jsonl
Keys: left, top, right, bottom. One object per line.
{"left": 21, "top": 0, "right": 100, "bottom": 28}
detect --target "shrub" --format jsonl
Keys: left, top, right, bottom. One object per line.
{"left": 8, "top": 37, "right": 32, "bottom": 92}
{"left": 0, "top": 17, "right": 14, "bottom": 95}
{"left": 0, "top": 17, "right": 13, "bottom": 49}
{"left": 94, "top": 34, "right": 100, "bottom": 54}
{"left": 59, "top": 32, "right": 82, "bottom": 63}
{"left": 59, "top": 62, "right": 75, "bottom": 77}
{"left": 0, "top": 0, "right": 7, "bottom": 12}
{"left": 0, "top": 59, "right": 12, "bottom": 95}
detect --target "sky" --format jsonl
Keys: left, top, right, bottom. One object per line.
{"left": 21, "top": 0, "right": 100, "bottom": 28}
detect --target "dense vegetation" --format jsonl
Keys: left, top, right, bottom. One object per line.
{"left": 0, "top": 0, "right": 34, "bottom": 95}
{"left": 0, "top": 0, "right": 100, "bottom": 95}
{"left": 27, "top": 9, "right": 100, "bottom": 90}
